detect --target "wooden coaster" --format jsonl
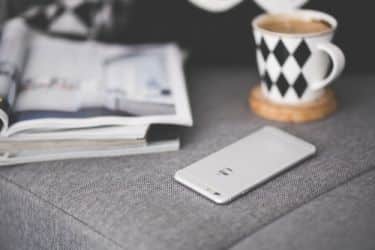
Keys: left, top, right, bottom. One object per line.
{"left": 249, "top": 85, "right": 337, "bottom": 123}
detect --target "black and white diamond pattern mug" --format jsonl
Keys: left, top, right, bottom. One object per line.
{"left": 252, "top": 10, "right": 346, "bottom": 105}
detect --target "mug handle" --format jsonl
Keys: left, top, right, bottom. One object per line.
{"left": 309, "top": 42, "right": 346, "bottom": 90}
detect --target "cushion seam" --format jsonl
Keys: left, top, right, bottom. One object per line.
{"left": 0, "top": 173, "right": 126, "bottom": 250}
{"left": 226, "top": 166, "right": 375, "bottom": 250}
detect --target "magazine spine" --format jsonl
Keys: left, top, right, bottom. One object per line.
{"left": 0, "top": 17, "right": 32, "bottom": 134}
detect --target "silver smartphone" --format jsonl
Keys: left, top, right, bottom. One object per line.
{"left": 175, "top": 126, "right": 316, "bottom": 204}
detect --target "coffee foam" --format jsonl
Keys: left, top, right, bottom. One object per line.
{"left": 258, "top": 14, "right": 332, "bottom": 35}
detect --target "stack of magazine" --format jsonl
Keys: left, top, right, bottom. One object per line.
{"left": 0, "top": 18, "right": 193, "bottom": 166}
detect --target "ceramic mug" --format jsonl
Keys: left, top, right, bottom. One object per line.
{"left": 252, "top": 10, "right": 346, "bottom": 105}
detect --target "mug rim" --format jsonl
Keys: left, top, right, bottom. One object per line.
{"left": 252, "top": 9, "right": 338, "bottom": 38}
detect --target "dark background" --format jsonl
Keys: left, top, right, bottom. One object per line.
{"left": 4, "top": 0, "right": 373, "bottom": 73}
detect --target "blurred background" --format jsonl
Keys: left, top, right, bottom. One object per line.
{"left": 1, "top": 0, "right": 371, "bottom": 73}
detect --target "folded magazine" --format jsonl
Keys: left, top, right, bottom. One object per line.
{"left": 0, "top": 18, "right": 193, "bottom": 165}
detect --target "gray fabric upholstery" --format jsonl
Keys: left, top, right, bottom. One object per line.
{"left": 0, "top": 0, "right": 7, "bottom": 25}
{"left": 231, "top": 168, "right": 375, "bottom": 250}
{"left": 0, "top": 68, "right": 375, "bottom": 250}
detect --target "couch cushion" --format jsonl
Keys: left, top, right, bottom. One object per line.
{"left": 230, "top": 168, "right": 375, "bottom": 250}
{"left": 1, "top": 68, "right": 375, "bottom": 250}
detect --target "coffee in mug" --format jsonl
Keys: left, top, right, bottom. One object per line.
{"left": 252, "top": 10, "right": 346, "bottom": 105}
{"left": 258, "top": 14, "right": 332, "bottom": 34}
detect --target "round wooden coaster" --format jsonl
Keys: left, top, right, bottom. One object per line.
{"left": 249, "top": 85, "right": 337, "bottom": 123}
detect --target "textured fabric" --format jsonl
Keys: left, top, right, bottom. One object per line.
{"left": 231, "top": 168, "right": 375, "bottom": 250}
{"left": 0, "top": 0, "right": 7, "bottom": 24}
{"left": 0, "top": 68, "right": 375, "bottom": 249}
{"left": 0, "top": 177, "right": 124, "bottom": 250}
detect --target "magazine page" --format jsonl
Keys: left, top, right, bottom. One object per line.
{"left": 0, "top": 139, "right": 180, "bottom": 166}
{"left": 1, "top": 24, "right": 192, "bottom": 137}
{"left": 0, "top": 138, "right": 145, "bottom": 154}
{"left": 0, "top": 125, "right": 149, "bottom": 141}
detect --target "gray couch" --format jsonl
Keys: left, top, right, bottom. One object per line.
{"left": 1, "top": 68, "right": 374, "bottom": 250}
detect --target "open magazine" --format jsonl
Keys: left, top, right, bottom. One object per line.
{"left": 0, "top": 18, "right": 193, "bottom": 165}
